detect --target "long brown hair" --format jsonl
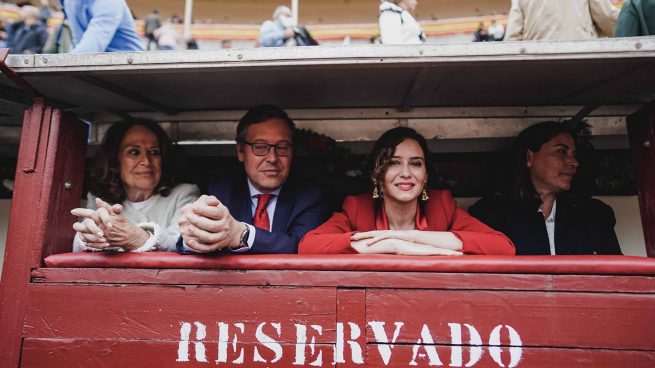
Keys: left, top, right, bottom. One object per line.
{"left": 89, "top": 120, "right": 179, "bottom": 204}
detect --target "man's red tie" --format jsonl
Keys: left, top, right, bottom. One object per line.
{"left": 253, "top": 194, "right": 273, "bottom": 230}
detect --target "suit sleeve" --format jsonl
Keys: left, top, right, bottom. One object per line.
{"left": 249, "top": 187, "right": 330, "bottom": 254}
{"left": 505, "top": 0, "right": 525, "bottom": 40}
{"left": 298, "top": 196, "right": 358, "bottom": 254}
{"left": 443, "top": 192, "right": 515, "bottom": 255}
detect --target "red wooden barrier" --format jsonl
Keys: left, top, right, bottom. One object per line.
{"left": 0, "top": 101, "right": 87, "bottom": 368}
{"left": 628, "top": 102, "right": 655, "bottom": 257}
{"left": 12, "top": 253, "right": 655, "bottom": 367}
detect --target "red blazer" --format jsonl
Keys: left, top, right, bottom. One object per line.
{"left": 299, "top": 189, "right": 515, "bottom": 255}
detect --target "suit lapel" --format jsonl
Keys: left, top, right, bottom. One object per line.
{"left": 272, "top": 183, "right": 293, "bottom": 232}
{"left": 233, "top": 179, "right": 253, "bottom": 224}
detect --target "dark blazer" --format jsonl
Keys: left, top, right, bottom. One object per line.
{"left": 469, "top": 193, "right": 622, "bottom": 255}
{"left": 7, "top": 21, "right": 48, "bottom": 54}
{"left": 178, "top": 174, "right": 329, "bottom": 254}
{"left": 299, "top": 189, "right": 515, "bottom": 255}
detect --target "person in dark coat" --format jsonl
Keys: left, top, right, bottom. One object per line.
{"left": 7, "top": 5, "right": 49, "bottom": 54}
{"left": 614, "top": 0, "right": 655, "bottom": 36}
{"left": 469, "top": 121, "right": 623, "bottom": 255}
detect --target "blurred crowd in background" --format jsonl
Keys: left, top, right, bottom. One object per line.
{"left": 0, "top": 0, "right": 651, "bottom": 54}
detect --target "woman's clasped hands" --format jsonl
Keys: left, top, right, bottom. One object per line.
{"left": 71, "top": 198, "right": 150, "bottom": 251}
{"left": 350, "top": 230, "right": 463, "bottom": 256}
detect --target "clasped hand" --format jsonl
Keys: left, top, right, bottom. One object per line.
{"left": 179, "top": 195, "right": 244, "bottom": 253}
{"left": 71, "top": 198, "right": 149, "bottom": 251}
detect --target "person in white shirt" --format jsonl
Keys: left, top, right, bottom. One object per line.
{"left": 379, "top": 0, "right": 425, "bottom": 45}
{"left": 487, "top": 20, "right": 506, "bottom": 41}
{"left": 71, "top": 120, "right": 199, "bottom": 252}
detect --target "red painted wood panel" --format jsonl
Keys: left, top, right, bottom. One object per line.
{"left": 40, "top": 110, "right": 88, "bottom": 259}
{"left": 627, "top": 102, "right": 655, "bottom": 257}
{"left": 365, "top": 289, "right": 655, "bottom": 350}
{"left": 21, "top": 339, "right": 338, "bottom": 368}
{"left": 32, "top": 268, "right": 655, "bottom": 294}
{"left": 21, "top": 339, "right": 655, "bottom": 367}
{"left": 24, "top": 284, "right": 337, "bottom": 343}
{"left": 336, "top": 289, "right": 367, "bottom": 367}
{"left": 42, "top": 252, "right": 655, "bottom": 275}
{"left": 0, "top": 101, "right": 87, "bottom": 368}
{"left": 364, "top": 345, "right": 655, "bottom": 368}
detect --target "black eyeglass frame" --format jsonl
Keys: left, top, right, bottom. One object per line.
{"left": 240, "top": 140, "right": 293, "bottom": 156}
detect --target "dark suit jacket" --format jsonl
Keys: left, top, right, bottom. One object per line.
{"left": 178, "top": 175, "right": 329, "bottom": 254}
{"left": 469, "top": 193, "right": 622, "bottom": 255}
{"left": 299, "top": 189, "right": 515, "bottom": 255}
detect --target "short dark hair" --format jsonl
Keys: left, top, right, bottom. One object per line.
{"left": 235, "top": 104, "right": 295, "bottom": 143}
{"left": 89, "top": 119, "right": 179, "bottom": 204}
{"left": 511, "top": 121, "right": 577, "bottom": 201}
{"left": 370, "top": 127, "right": 433, "bottom": 190}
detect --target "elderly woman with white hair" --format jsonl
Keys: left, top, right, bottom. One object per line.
{"left": 379, "top": 0, "right": 425, "bottom": 44}
{"left": 259, "top": 5, "right": 295, "bottom": 47}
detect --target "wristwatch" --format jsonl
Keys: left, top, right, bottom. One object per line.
{"left": 229, "top": 223, "right": 250, "bottom": 251}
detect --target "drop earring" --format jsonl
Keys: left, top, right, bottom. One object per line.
{"left": 372, "top": 180, "right": 381, "bottom": 199}
{"left": 421, "top": 186, "right": 429, "bottom": 201}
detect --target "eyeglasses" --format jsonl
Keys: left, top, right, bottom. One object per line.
{"left": 242, "top": 141, "right": 293, "bottom": 156}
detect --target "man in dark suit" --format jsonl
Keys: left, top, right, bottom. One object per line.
{"left": 177, "top": 105, "right": 329, "bottom": 254}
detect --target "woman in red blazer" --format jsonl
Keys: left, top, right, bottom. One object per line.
{"left": 299, "top": 127, "right": 515, "bottom": 255}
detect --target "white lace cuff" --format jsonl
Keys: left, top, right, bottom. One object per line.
{"left": 130, "top": 222, "right": 162, "bottom": 252}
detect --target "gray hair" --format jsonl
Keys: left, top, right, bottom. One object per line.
{"left": 20, "top": 5, "right": 40, "bottom": 20}
{"left": 273, "top": 6, "right": 291, "bottom": 19}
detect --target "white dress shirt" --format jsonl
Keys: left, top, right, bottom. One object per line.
{"left": 538, "top": 200, "right": 557, "bottom": 255}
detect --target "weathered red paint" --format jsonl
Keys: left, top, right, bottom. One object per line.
{"left": 21, "top": 340, "right": 337, "bottom": 368}
{"left": 627, "top": 102, "right": 655, "bottom": 257}
{"left": 365, "top": 289, "right": 655, "bottom": 349}
{"left": 42, "top": 252, "right": 655, "bottom": 274}
{"left": 16, "top": 257, "right": 655, "bottom": 367}
{"left": 0, "top": 101, "right": 87, "bottom": 368}
{"left": 363, "top": 345, "right": 655, "bottom": 368}
{"left": 24, "top": 284, "right": 337, "bottom": 342}
{"left": 31, "top": 266, "right": 655, "bottom": 294}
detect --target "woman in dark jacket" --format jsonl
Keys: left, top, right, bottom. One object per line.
{"left": 469, "top": 121, "right": 622, "bottom": 255}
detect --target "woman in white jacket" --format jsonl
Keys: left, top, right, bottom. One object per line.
{"left": 71, "top": 120, "right": 199, "bottom": 253}
{"left": 379, "top": 0, "right": 425, "bottom": 44}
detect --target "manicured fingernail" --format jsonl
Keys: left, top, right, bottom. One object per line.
{"left": 97, "top": 231, "right": 104, "bottom": 237}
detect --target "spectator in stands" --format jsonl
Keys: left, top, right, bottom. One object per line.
{"left": 71, "top": 120, "right": 200, "bottom": 253}
{"left": 61, "top": 0, "right": 144, "bottom": 53}
{"left": 42, "top": 19, "right": 72, "bottom": 53}
{"left": 154, "top": 21, "right": 181, "bottom": 51}
{"left": 469, "top": 122, "right": 623, "bottom": 255}
{"left": 0, "top": 20, "right": 9, "bottom": 48}
{"left": 221, "top": 39, "right": 232, "bottom": 49}
{"left": 379, "top": 0, "right": 425, "bottom": 44}
{"left": 299, "top": 127, "right": 515, "bottom": 256}
{"left": 186, "top": 38, "right": 199, "bottom": 50}
{"left": 177, "top": 105, "right": 329, "bottom": 254}
{"left": 473, "top": 22, "right": 489, "bottom": 42}
{"left": 614, "top": 0, "right": 655, "bottom": 36}
{"left": 39, "top": 0, "right": 54, "bottom": 24}
{"left": 487, "top": 19, "right": 505, "bottom": 41}
{"left": 144, "top": 9, "right": 162, "bottom": 50}
{"left": 259, "top": 5, "right": 295, "bottom": 47}
{"left": 7, "top": 5, "right": 48, "bottom": 54}
{"left": 505, "top": 0, "right": 619, "bottom": 41}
